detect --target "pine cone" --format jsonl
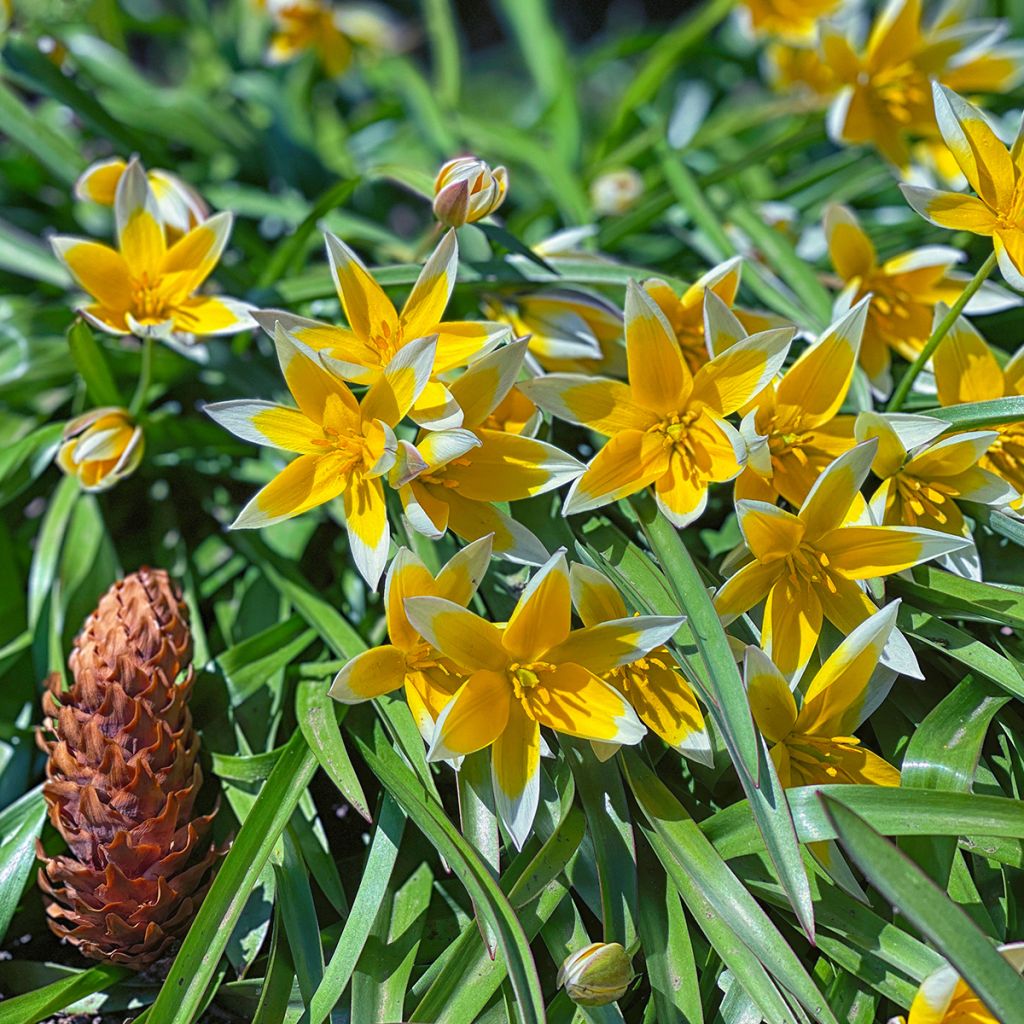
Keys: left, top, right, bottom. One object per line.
{"left": 38, "top": 568, "right": 219, "bottom": 968}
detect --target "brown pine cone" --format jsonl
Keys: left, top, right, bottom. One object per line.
{"left": 37, "top": 567, "right": 219, "bottom": 968}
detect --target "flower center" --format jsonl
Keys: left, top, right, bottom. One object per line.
{"left": 131, "top": 272, "right": 169, "bottom": 322}
{"left": 892, "top": 472, "right": 957, "bottom": 527}
{"left": 783, "top": 542, "right": 837, "bottom": 592}
{"left": 508, "top": 661, "right": 555, "bottom": 717}
{"left": 369, "top": 318, "right": 402, "bottom": 364}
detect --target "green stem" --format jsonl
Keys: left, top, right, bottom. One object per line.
{"left": 128, "top": 336, "right": 153, "bottom": 417}
{"left": 887, "top": 250, "right": 997, "bottom": 412}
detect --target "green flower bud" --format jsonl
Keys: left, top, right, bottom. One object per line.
{"left": 557, "top": 942, "right": 634, "bottom": 1007}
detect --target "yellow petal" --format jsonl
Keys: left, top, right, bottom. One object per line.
{"left": 502, "top": 551, "right": 571, "bottom": 662}
{"left": 161, "top": 212, "right": 232, "bottom": 292}
{"left": 743, "top": 645, "right": 798, "bottom": 743}
{"left": 434, "top": 534, "right": 494, "bottom": 606}
{"left": 818, "top": 525, "right": 970, "bottom": 579}
{"left": 443, "top": 489, "right": 550, "bottom": 565}
{"left": 691, "top": 326, "right": 793, "bottom": 416}
{"left": 824, "top": 204, "right": 876, "bottom": 282}
{"left": 360, "top": 335, "right": 435, "bottom": 428}
{"left": 400, "top": 229, "right": 458, "bottom": 340}
{"left": 384, "top": 548, "right": 436, "bottom": 651}
{"left": 491, "top": 704, "right": 541, "bottom": 849}
{"left": 714, "top": 559, "right": 780, "bottom": 623}
{"left": 343, "top": 474, "right": 391, "bottom": 589}
{"left": 626, "top": 658, "right": 710, "bottom": 762}
{"left": 75, "top": 157, "right": 126, "bottom": 205}
{"left": 799, "top": 441, "right": 876, "bottom": 541}
{"left": 427, "top": 669, "right": 511, "bottom": 760}
{"left": 546, "top": 615, "right": 682, "bottom": 675}
{"left": 518, "top": 374, "right": 659, "bottom": 437}
{"left": 50, "top": 238, "right": 133, "bottom": 312}
{"left": 205, "top": 400, "right": 320, "bottom": 453}
{"left": 763, "top": 575, "right": 822, "bottom": 682}
{"left": 564, "top": 430, "right": 671, "bottom": 516}
{"left": 736, "top": 500, "right": 805, "bottom": 562}
{"left": 404, "top": 596, "right": 507, "bottom": 672}
{"left": 624, "top": 279, "right": 692, "bottom": 416}
{"left": 232, "top": 452, "right": 347, "bottom": 529}
{"left": 569, "top": 563, "right": 628, "bottom": 626}
{"left": 173, "top": 295, "right": 252, "bottom": 336}
{"left": 115, "top": 159, "right": 165, "bottom": 276}
{"left": 900, "top": 184, "right": 998, "bottom": 235}
{"left": 933, "top": 311, "right": 1005, "bottom": 405}
{"left": 274, "top": 324, "right": 361, "bottom": 425}
{"left": 324, "top": 231, "right": 400, "bottom": 341}
{"left": 448, "top": 340, "right": 529, "bottom": 429}
{"left": 329, "top": 644, "right": 408, "bottom": 703}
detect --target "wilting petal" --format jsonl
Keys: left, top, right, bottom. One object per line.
{"left": 526, "top": 663, "right": 646, "bottom": 744}
{"left": 491, "top": 705, "right": 541, "bottom": 850}
{"left": 503, "top": 551, "right": 571, "bottom": 662}
{"left": 569, "top": 563, "right": 628, "bottom": 627}
{"left": 442, "top": 429, "right": 583, "bottom": 502}
{"left": 360, "top": 335, "right": 436, "bottom": 428}
{"left": 404, "top": 596, "right": 507, "bottom": 672}
{"left": 563, "top": 430, "right": 671, "bottom": 516}
{"left": 743, "top": 645, "right": 798, "bottom": 744}
{"left": 799, "top": 440, "right": 877, "bottom": 541}
{"left": 692, "top": 324, "right": 794, "bottom": 416}
{"left": 324, "top": 232, "right": 400, "bottom": 340}
{"left": 435, "top": 535, "right": 493, "bottom": 605}
{"left": 449, "top": 340, "right": 528, "bottom": 429}
{"left": 736, "top": 500, "right": 805, "bottom": 562}
{"left": 624, "top": 280, "right": 691, "bottom": 416}
{"left": 714, "top": 559, "right": 780, "bottom": 622}
{"left": 798, "top": 602, "right": 900, "bottom": 736}
{"left": 329, "top": 644, "right": 408, "bottom": 703}
{"left": 900, "top": 184, "right": 997, "bottom": 234}
{"left": 204, "top": 400, "right": 320, "bottom": 453}
{"left": 518, "top": 374, "right": 658, "bottom": 436}
{"left": 819, "top": 524, "right": 971, "bottom": 579}
{"left": 51, "top": 237, "right": 134, "bottom": 313}
{"left": 427, "top": 669, "right": 511, "bottom": 761}
{"left": 775, "top": 299, "right": 868, "bottom": 427}
{"left": 763, "top": 575, "right": 823, "bottom": 682}
{"left": 824, "top": 204, "right": 876, "bottom": 281}
{"left": 231, "top": 452, "right": 347, "bottom": 529}
{"left": 400, "top": 229, "right": 458, "bottom": 340}
{"left": 546, "top": 615, "right": 683, "bottom": 674}
{"left": 933, "top": 311, "right": 1005, "bottom": 406}
{"left": 344, "top": 474, "right": 390, "bottom": 588}
{"left": 273, "top": 324, "right": 360, "bottom": 425}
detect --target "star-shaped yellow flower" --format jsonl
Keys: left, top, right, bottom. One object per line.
{"left": 744, "top": 602, "right": 902, "bottom": 788}
{"left": 266, "top": 0, "right": 352, "bottom": 76}
{"left": 715, "top": 440, "right": 970, "bottom": 681}
{"left": 736, "top": 296, "right": 869, "bottom": 507}
{"left": 739, "top": 0, "right": 842, "bottom": 43}
{"left": 206, "top": 326, "right": 436, "bottom": 587}
{"left": 256, "top": 230, "right": 509, "bottom": 429}
{"left": 902, "top": 85, "right": 1024, "bottom": 292}
{"left": 404, "top": 551, "right": 681, "bottom": 846}
{"left": 329, "top": 537, "right": 493, "bottom": 741}
{"left": 520, "top": 281, "right": 794, "bottom": 527}
{"left": 932, "top": 311, "right": 1024, "bottom": 508}
{"left": 51, "top": 159, "right": 251, "bottom": 346}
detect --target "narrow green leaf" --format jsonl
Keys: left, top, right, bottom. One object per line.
{"left": 422, "top": 0, "right": 461, "bottom": 108}
{"left": 277, "top": 829, "right": 324, "bottom": 1008}
{"left": 0, "top": 965, "right": 131, "bottom": 1024}
{"left": 0, "top": 798, "right": 47, "bottom": 943}
{"left": 27, "top": 475, "right": 78, "bottom": 627}
{"left": 922, "top": 396, "right": 1024, "bottom": 431}
{"left": 0, "top": 80, "right": 85, "bottom": 184}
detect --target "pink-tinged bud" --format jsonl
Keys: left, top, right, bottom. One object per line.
{"left": 558, "top": 942, "right": 634, "bottom": 1007}
{"left": 57, "top": 408, "right": 144, "bottom": 493}
{"left": 433, "top": 157, "right": 508, "bottom": 227}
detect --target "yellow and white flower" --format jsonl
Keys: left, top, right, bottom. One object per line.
{"left": 433, "top": 157, "right": 508, "bottom": 228}
{"left": 57, "top": 407, "right": 144, "bottom": 493}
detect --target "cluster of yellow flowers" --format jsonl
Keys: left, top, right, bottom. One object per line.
{"left": 51, "top": 79, "right": 1024, "bottom": 907}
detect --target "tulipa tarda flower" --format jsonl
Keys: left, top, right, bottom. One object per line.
{"left": 902, "top": 85, "right": 1024, "bottom": 291}
{"left": 738, "top": 0, "right": 842, "bottom": 43}
{"left": 932, "top": 312, "right": 1024, "bottom": 509}
{"left": 643, "top": 257, "right": 782, "bottom": 375}
{"left": 75, "top": 158, "right": 208, "bottom": 239}
{"left": 329, "top": 537, "right": 493, "bottom": 741}
{"left": 736, "top": 296, "right": 869, "bottom": 507}
{"left": 520, "top": 281, "right": 794, "bottom": 528}
{"left": 483, "top": 289, "right": 624, "bottom": 375}
{"left": 205, "top": 326, "right": 438, "bottom": 587}
{"left": 433, "top": 157, "right": 508, "bottom": 228}
{"left": 57, "top": 407, "right": 144, "bottom": 493}
{"left": 570, "top": 563, "right": 711, "bottom": 765}
{"left": 889, "top": 943, "right": 1024, "bottom": 1024}
{"left": 403, "top": 551, "right": 680, "bottom": 847}
{"left": 855, "top": 411, "right": 1016, "bottom": 557}
{"left": 824, "top": 204, "right": 983, "bottom": 395}
{"left": 254, "top": 230, "right": 509, "bottom": 429}
{"left": 822, "top": 0, "right": 1023, "bottom": 170}
{"left": 715, "top": 440, "right": 971, "bottom": 681}
{"left": 744, "top": 602, "right": 902, "bottom": 788}
{"left": 51, "top": 159, "right": 251, "bottom": 346}
{"left": 265, "top": 0, "right": 352, "bottom": 77}
{"left": 397, "top": 340, "right": 583, "bottom": 564}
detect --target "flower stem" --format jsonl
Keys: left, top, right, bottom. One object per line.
{"left": 886, "top": 250, "right": 998, "bottom": 412}
{"left": 129, "top": 336, "right": 154, "bottom": 418}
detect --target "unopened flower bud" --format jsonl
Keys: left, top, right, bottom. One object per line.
{"left": 57, "top": 407, "right": 144, "bottom": 492}
{"left": 558, "top": 942, "right": 634, "bottom": 1007}
{"left": 433, "top": 157, "right": 508, "bottom": 227}
{"left": 590, "top": 168, "right": 643, "bottom": 216}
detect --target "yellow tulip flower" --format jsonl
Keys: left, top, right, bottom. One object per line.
{"left": 643, "top": 258, "right": 783, "bottom": 374}
{"left": 255, "top": 230, "right": 509, "bottom": 429}
{"left": 57, "top": 407, "right": 144, "bottom": 493}
{"left": 570, "top": 563, "right": 711, "bottom": 765}
{"left": 329, "top": 537, "right": 493, "bottom": 741}
{"left": 736, "top": 296, "right": 869, "bottom": 507}
{"left": 891, "top": 943, "right": 1024, "bottom": 1024}
{"left": 266, "top": 0, "right": 352, "bottom": 77}
{"left": 397, "top": 340, "right": 584, "bottom": 565}
{"left": 902, "top": 85, "right": 1024, "bottom": 292}
{"left": 744, "top": 602, "right": 902, "bottom": 788}
{"left": 823, "top": 0, "right": 1023, "bottom": 170}
{"left": 715, "top": 440, "right": 970, "bottom": 681}
{"left": 51, "top": 159, "right": 251, "bottom": 346}
{"left": 404, "top": 551, "right": 681, "bottom": 846}
{"left": 932, "top": 312, "right": 1024, "bottom": 508}
{"left": 206, "top": 326, "right": 437, "bottom": 587}
{"left": 433, "top": 157, "right": 508, "bottom": 228}
{"left": 520, "top": 281, "right": 794, "bottom": 528}
{"left": 856, "top": 412, "right": 1017, "bottom": 547}
{"left": 738, "top": 0, "right": 842, "bottom": 43}
{"left": 824, "top": 205, "right": 971, "bottom": 395}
